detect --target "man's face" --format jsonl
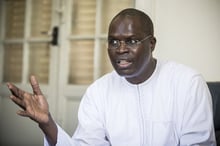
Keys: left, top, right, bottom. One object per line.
{"left": 108, "top": 16, "right": 155, "bottom": 83}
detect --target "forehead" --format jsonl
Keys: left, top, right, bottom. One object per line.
{"left": 109, "top": 16, "right": 144, "bottom": 36}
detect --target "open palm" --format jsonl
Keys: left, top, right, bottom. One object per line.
{"left": 7, "top": 76, "right": 49, "bottom": 124}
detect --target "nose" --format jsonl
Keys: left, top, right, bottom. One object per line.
{"left": 117, "top": 41, "right": 128, "bottom": 53}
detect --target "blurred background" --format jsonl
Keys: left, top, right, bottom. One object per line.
{"left": 0, "top": 0, "right": 219, "bottom": 145}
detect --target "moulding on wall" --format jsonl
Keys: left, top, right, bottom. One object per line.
{"left": 135, "top": 0, "right": 156, "bottom": 23}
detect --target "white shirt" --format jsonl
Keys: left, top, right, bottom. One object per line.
{"left": 45, "top": 60, "right": 216, "bottom": 146}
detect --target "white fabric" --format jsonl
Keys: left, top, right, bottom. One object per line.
{"left": 45, "top": 60, "right": 216, "bottom": 146}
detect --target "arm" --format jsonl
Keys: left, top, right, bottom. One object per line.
{"left": 7, "top": 76, "right": 57, "bottom": 146}
{"left": 7, "top": 75, "right": 110, "bottom": 146}
{"left": 71, "top": 83, "right": 111, "bottom": 146}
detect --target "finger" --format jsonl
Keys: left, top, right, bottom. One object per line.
{"left": 30, "top": 75, "right": 43, "bottom": 95}
{"left": 17, "top": 110, "right": 30, "bottom": 117}
{"left": 9, "top": 95, "right": 26, "bottom": 110}
{"left": 7, "top": 83, "right": 26, "bottom": 99}
{"left": 17, "top": 110, "right": 37, "bottom": 123}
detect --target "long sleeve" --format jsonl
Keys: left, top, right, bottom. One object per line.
{"left": 71, "top": 84, "right": 111, "bottom": 146}
{"left": 44, "top": 124, "right": 78, "bottom": 146}
{"left": 44, "top": 83, "right": 111, "bottom": 146}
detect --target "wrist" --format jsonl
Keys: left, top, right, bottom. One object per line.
{"left": 39, "top": 113, "right": 53, "bottom": 128}
{"left": 39, "top": 113, "right": 58, "bottom": 145}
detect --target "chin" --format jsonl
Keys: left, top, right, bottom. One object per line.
{"left": 113, "top": 64, "right": 136, "bottom": 77}
{"left": 116, "top": 70, "right": 135, "bottom": 78}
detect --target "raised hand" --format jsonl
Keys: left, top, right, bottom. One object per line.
{"left": 7, "top": 75, "right": 58, "bottom": 145}
{"left": 7, "top": 75, "right": 49, "bottom": 124}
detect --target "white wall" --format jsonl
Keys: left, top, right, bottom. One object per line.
{"left": 137, "top": 0, "right": 220, "bottom": 81}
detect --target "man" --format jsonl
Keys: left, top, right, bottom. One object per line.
{"left": 7, "top": 8, "right": 216, "bottom": 146}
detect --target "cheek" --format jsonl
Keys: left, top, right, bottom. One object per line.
{"left": 134, "top": 49, "right": 151, "bottom": 66}
{"left": 107, "top": 50, "right": 115, "bottom": 63}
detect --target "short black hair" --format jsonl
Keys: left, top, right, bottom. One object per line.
{"left": 109, "top": 8, "right": 154, "bottom": 35}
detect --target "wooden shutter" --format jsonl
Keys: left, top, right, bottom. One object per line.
{"left": 68, "top": 0, "right": 134, "bottom": 85}
{"left": 2, "top": 0, "right": 52, "bottom": 83}
{"left": 3, "top": 0, "right": 25, "bottom": 82}
{"left": 3, "top": 44, "right": 23, "bottom": 82}
{"left": 28, "top": 0, "right": 52, "bottom": 83}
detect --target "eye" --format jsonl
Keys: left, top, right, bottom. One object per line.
{"left": 126, "top": 39, "right": 139, "bottom": 45}
{"left": 108, "top": 39, "right": 119, "bottom": 47}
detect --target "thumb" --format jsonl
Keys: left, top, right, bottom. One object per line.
{"left": 30, "top": 75, "right": 43, "bottom": 95}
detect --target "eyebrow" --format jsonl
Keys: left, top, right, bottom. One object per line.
{"left": 108, "top": 34, "right": 139, "bottom": 39}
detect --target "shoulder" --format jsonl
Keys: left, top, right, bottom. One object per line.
{"left": 158, "top": 60, "right": 201, "bottom": 81}
{"left": 85, "top": 71, "right": 121, "bottom": 95}
{"left": 159, "top": 60, "right": 199, "bottom": 75}
{"left": 156, "top": 60, "right": 207, "bottom": 92}
{"left": 91, "top": 71, "right": 120, "bottom": 87}
{"left": 80, "top": 71, "right": 122, "bottom": 111}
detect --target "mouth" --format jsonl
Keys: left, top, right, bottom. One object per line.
{"left": 116, "top": 59, "right": 132, "bottom": 68}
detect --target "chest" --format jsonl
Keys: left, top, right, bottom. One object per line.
{"left": 103, "top": 85, "right": 182, "bottom": 146}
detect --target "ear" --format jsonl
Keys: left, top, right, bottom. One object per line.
{"left": 149, "top": 37, "right": 156, "bottom": 52}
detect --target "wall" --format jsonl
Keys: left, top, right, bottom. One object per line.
{"left": 137, "top": 0, "right": 220, "bottom": 81}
